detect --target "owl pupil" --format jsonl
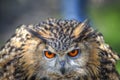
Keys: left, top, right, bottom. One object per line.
{"left": 71, "top": 50, "right": 75, "bottom": 53}
{"left": 48, "top": 52, "right": 52, "bottom": 55}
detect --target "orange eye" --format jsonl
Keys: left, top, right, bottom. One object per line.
{"left": 68, "top": 49, "right": 79, "bottom": 57}
{"left": 44, "top": 51, "right": 56, "bottom": 59}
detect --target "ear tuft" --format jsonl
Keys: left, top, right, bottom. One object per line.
{"left": 25, "top": 27, "right": 47, "bottom": 43}
{"left": 72, "top": 19, "right": 89, "bottom": 38}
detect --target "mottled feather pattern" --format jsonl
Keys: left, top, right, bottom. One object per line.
{"left": 0, "top": 18, "right": 120, "bottom": 80}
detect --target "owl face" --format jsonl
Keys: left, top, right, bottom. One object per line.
{"left": 26, "top": 19, "right": 100, "bottom": 78}
{"left": 42, "top": 42, "right": 89, "bottom": 76}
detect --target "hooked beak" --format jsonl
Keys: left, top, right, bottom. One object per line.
{"left": 59, "top": 60, "right": 66, "bottom": 75}
{"left": 60, "top": 67, "right": 65, "bottom": 75}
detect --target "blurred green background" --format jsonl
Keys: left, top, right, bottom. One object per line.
{"left": 88, "top": 1, "right": 120, "bottom": 73}
{"left": 0, "top": 0, "right": 120, "bottom": 73}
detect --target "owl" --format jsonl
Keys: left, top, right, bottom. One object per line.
{"left": 0, "top": 18, "right": 120, "bottom": 80}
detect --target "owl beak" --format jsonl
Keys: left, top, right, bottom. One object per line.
{"left": 59, "top": 61, "right": 66, "bottom": 75}
{"left": 60, "top": 67, "right": 65, "bottom": 75}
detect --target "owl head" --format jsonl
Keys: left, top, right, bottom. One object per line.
{"left": 25, "top": 18, "right": 100, "bottom": 79}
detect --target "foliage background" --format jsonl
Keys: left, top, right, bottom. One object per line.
{"left": 88, "top": 0, "right": 120, "bottom": 73}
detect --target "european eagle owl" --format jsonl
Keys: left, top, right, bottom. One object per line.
{"left": 0, "top": 18, "right": 120, "bottom": 80}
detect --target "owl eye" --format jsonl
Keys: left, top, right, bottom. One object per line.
{"left": 44, "top": 51, "right": 56, "bottom": 59}
{"left": 68, "top": 49, "right": 79, "bottom": 57}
